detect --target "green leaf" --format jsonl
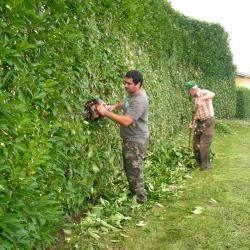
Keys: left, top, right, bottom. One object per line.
{"left": 192, "top": 206, "right": 204, "bottom": 215}
{"left": 88, "top": 230, "right": 100, "bottom": 240}
{"left": 136, "top": 221, "right": 146, "bottom": 227}
{"left": 33, "top": 92, "right": 47, "bottom": 100}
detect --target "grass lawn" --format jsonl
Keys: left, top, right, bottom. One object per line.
{"left": 89, "top": 120, "right": 250, "bottom": 250}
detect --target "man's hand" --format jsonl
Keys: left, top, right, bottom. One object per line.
{"left": 106, "top": 104, "right": 115, "bottom": 111}
{"left": 196, "top": 98, "right": 205, "bottom": 106}
{"left": 189, "top": 123, "right": 195, "bottom": 129}
{"left": 96, "top": 103, "right": 109, "bottom": 117}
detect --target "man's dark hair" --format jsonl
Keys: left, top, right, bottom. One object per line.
{"left": 125, "top": 70, "right": 143, "bottom": 86}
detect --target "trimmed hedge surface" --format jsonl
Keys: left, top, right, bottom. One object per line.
{"left": 0, "top": 0, "right": 236, "bottom": 248}
{"left": 236, "top": 88, "right": 250, "bottom": 118}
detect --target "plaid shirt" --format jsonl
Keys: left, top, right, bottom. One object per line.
{"left": 194, "top": 89, "right": 214, "bottom": 121}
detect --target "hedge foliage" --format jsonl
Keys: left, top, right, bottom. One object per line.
{"left": 236, "top": 87, "right": 250, "bottom": 118}
{"left": 0, "top": 0, "right": 236, "bottom": 248}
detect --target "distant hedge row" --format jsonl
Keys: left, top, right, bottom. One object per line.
{"left": 0, "top": 0, "right": 236, "bottom": 248}
{"left": 236, "top": 88, "right": 250, "bottom": 118}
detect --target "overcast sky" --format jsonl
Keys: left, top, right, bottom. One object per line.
{"left": 170, "top": 0, "right": 250, "bottom": 74}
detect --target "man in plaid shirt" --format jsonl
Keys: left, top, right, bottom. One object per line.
{"left": 185, "top": 80, "right": 215, "bottom": 170}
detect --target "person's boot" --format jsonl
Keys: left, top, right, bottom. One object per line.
{"left": 136, "top": 193, "right": 147, "bottom": 204}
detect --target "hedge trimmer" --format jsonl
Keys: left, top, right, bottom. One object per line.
{"left": 84, "top": 98, "right": 110, "bottom": 121}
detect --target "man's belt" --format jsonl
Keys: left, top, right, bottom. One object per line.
{"left": 123, "top": 137, "right": 149, "bottom": 143}
{"left": 196, "top": 117, "right": 214, "bottom": 122}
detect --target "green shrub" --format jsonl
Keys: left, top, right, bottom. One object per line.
{"left": 215, "top": 120, "right": 235, "bottom": 134}
{"left": 236, "top": 88, "right": 250, "bottom": 118}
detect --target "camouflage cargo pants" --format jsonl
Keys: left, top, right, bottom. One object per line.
{"left": 122, "top": 138, "right": 149, "bottom": 203}
{"left": 193, "top": 117, "right": 215, "bottom": 170}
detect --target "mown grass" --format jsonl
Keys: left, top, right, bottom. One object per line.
{"left": 86, "top": 120, "right": 250, "bottom": 250}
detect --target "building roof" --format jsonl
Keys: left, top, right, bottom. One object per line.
{"left": 236, "top": 71, "right": 250, "bottom": 78}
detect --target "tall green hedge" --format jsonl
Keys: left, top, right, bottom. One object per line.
{"left": 236, "top": 88, "right": 250, "bottom": 118}
{"left": 0, "top": 0, "right": 236, "bottom": 248}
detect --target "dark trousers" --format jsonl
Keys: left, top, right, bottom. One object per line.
{"left": 122, "top": 139, "right": 148, "bottom": 203}
{"left": 193, "top": 117, "right": 215, "bottom": 170}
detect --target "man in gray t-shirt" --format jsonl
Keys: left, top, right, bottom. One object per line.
{"left": 120, "top": 88, "right": 149, "bottom": 140}
{"left": 97, "top": 70, "right": 149, "bottom": 204}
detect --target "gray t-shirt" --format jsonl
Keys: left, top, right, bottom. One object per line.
{"left": 120, "top": 89, "right": 149, "bottom": 140}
